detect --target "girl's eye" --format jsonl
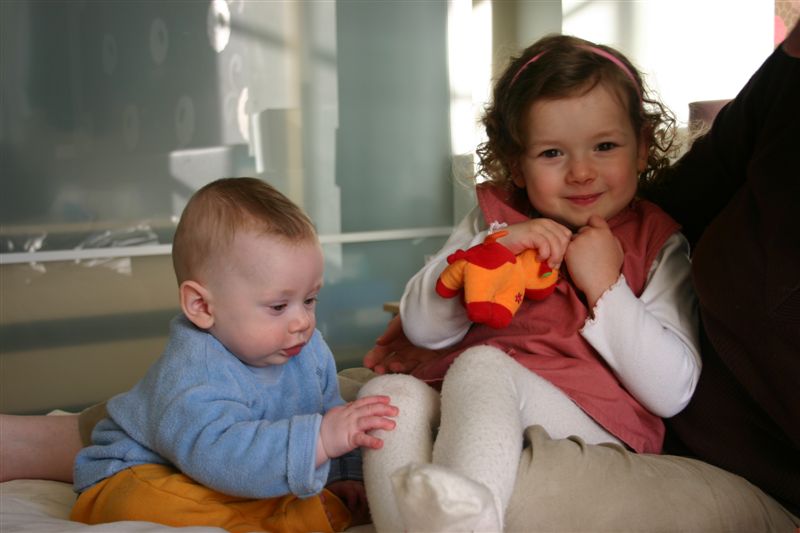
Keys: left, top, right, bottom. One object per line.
{"left": 540, "top": 149, "right": 561, "bottom": 158}
{"left": 304, "top": 297, "right": 318, "bottom": 307}
{"left": 269, "top": 304, "right": 287, "bottom": 312}
{"left": 596, "top": 142, "right": 616, "bottom": 152}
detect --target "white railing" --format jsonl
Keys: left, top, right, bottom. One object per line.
{"left": 0, "top": 227, "right": 453, "bottom": 265}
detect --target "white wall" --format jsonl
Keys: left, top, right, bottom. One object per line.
{"left": 562, "top": 0, "right": 774, "bottom": 125}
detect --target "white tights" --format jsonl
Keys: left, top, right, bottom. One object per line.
{"left": 360, "top": 346, "right": 621, "bottom": 532}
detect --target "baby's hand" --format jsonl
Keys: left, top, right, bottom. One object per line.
{"left": 497, "top": 218, "right": 572, "bottom": 268}
{"left": 317, "top": 395, "right": 398, "bottom": 464}
{"left": 565, "top": 215, "right": 624, "bottom": 308}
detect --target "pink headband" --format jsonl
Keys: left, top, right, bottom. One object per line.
{"left": 509, "top": 45, "right": 640, "bottom": 93}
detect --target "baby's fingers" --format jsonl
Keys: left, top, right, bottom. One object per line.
{"left": 353, "top": 432, "right": 385, "bottom": 450}
{"left": 355, "top": 416, "right": 397, "bottom": 443}
{"left": 350, "top": 395, "right": 392, "bottom": 408}
{"left": 351, "top": 396, "right": 399, "bottom": 418}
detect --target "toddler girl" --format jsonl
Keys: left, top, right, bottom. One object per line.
{"left": 360, "top": 34, "right": 701, "bottom": 532}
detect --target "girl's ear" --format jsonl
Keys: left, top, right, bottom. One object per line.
{"left": 511, "top": 161, "right": 526, "bottom": 189}
{"left": 637, "top": 130, "right": 650, "bottom": 173}
{"left": 179, "top": 280, "right": 214, "bottom": 330}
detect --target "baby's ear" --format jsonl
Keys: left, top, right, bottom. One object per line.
{"left": 179, "top": 280, "right": 214, "bottom": 330}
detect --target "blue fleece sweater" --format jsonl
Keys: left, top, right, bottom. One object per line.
{"left": 73, "top": 314, "right": 345, "bottom": 499}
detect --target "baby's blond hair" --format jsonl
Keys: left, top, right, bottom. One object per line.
{"left": 171, "top": 177, "right": 316, "bottom": 285}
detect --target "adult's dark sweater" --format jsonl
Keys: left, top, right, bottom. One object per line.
{"left": 642, "top": 44, "right": 799, "bottom": 515}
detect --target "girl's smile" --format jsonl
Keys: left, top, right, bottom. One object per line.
{"left": 565, "top": 193, "right": 603, "bottom": 206}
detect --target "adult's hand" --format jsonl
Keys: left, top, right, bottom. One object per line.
{"left": 363, "top": 315, "right": 443, "bottom": 375}
{"left": 325, "top": 480, "right": 371, "bottom": 527}
{"left": 784, "top": 17, "right": 800, "bottom": 57}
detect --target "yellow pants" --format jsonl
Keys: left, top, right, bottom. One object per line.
{"left": 70, "top": 464, "right": 351, "bottom": 533}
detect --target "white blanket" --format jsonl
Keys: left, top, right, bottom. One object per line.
{"left": 0, "top": 479, "right": 224, "bottom": 532}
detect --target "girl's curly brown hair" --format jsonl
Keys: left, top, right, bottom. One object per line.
{"left": 476, "top": 34, "right": 677, "bottom": 191}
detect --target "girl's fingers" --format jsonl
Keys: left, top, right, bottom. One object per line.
{"left": 586, "top": 214, "right": 608, "bottom": 229}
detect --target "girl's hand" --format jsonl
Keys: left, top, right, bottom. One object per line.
{"left": 497, "top": 218, "right": 572, "bottom": 268}
{"left": 565, "top": 215, "right": 624, "bottom": 309}
{"left": 317, "top": 396, "right": 398, "bottom": 465}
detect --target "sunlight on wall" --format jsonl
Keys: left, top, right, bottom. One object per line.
{"left": 447, "top": 0, "right": 491, "bottom": 157}
{"left": 447, "top": 0, "right": 493, "bottom": 212}
{"left": 562, "top": 0, "right": 774, "bottom": 125}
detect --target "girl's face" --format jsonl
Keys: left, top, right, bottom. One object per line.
{"left": 513, "top": 82, "right": 647, "bottom": 230}
{"left": 204, "top": 232, "right": 323, "bottom": 367}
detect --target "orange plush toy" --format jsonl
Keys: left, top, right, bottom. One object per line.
{"left": 435, "top": 230, "right": 558, "bottom": 329}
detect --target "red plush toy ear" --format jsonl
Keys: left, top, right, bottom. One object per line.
{"left": 464, "top": 301, "right": 515, "bottom": 329}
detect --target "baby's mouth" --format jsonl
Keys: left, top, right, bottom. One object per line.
{"left": 283, "top": 343, "right": 304, "bottom": 357}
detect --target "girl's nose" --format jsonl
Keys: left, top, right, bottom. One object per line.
{"left": 567, "top": 158, "right": 596, "bottom": 184}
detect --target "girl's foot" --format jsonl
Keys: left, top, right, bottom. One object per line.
{"left": 391, "top": 463, "right": 502, "bottom": 532}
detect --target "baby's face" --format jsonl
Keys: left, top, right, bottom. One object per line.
{"left": 514, "top": 82, "right": 647, "bottom": 229}
{"left": 205, "top": 231, "right": 324, "bottom": 367}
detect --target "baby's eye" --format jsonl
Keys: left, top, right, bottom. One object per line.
{"left": 596, "top": 142, "right": 617, "bottom": 152}
{"left": 269, "top": 304, "right": 287, "bottom": 312}
{"left": 304, "top": 296, "right": 318, "bottom": 307}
